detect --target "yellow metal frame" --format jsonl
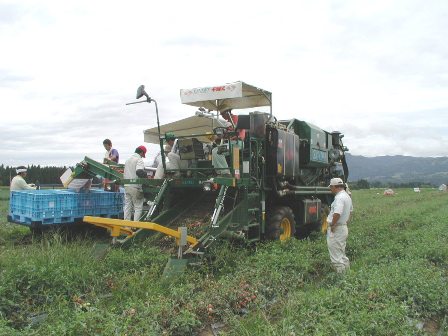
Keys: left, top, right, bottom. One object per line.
{"left": 83, "top": 216, "right": 198, "bottom": 245}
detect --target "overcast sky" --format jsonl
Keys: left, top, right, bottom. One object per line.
{"left": 1, "top": 0, "right": 447, "bottom": 167}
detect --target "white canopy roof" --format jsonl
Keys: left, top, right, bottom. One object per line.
{"left": 144, "top": 115, "right": 227, "bottom": 144}
{"left": 180, "top": 81, "right": 272, "bottom": 112}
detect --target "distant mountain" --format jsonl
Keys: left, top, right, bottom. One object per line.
{"left": 345, "top": 154, "right": 448, "bottom": 186}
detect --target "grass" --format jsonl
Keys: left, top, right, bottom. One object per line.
{"left": 0, "top": 187, "right": 447, "bottom": 335}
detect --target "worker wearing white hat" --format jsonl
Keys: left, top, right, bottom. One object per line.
{"left": 327, "top": 177, "right": 353, "bottom": 273}
{"left": 10, "top": 166, "right": 37, "bottom": 191}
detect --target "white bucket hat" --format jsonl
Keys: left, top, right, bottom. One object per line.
{"left": 16, "top": 166, "right": 27, "bottom": 174}
{"left": 328, "top": 177, "right": 344, "bottom": 187}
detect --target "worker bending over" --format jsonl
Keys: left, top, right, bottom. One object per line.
{"left": 153, "top": 133, "right": 189, "bottom": 179}
{"left": 150, "top": 133, "right": 175, "bottom": 170}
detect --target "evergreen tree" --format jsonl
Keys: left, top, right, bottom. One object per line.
{"left": 0, "top": 165, "right": 71, "bottom": 186}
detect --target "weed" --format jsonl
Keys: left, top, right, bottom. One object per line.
{"left": 0, "top": 188, "right": 447, "bottom": 335}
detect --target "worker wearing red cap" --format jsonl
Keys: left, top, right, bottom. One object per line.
{"left": 123, "top": 146, "right": 147, "bottom": 221}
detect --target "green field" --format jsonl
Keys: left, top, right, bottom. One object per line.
{"left": 0, "top": 187, "right": 447, "bottom": 335}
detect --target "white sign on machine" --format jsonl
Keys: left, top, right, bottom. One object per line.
{"left": 180, "top": 83, "right": 242, "bottom": 104}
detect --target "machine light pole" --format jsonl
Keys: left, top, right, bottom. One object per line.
{"left": 126, "top": 85, "right": 166, "bottom": 171}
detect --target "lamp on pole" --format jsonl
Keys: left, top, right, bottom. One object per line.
{"left": 126, "top": 85, "right": 166, "bottom": 170}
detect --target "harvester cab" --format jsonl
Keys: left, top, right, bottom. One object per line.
{"left": 74, "top": 81, "right": 349, "bottom": 278}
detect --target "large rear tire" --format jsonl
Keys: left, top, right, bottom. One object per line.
{"left": 266, "top": 206, "right": 296, "bottom": 241}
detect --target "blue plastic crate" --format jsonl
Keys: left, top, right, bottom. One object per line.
{"left": 9, "top": 189, "right": 124, "bottom": 226}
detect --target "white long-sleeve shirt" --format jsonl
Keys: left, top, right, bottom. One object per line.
{"left": 327, "top": 190, "right": 353, "bottom": 225}
{"left": 124, "top": 153, "right": 145, "bottom": 189}
{"left": 10, "top": 175, "right": 36, "bottom": 191}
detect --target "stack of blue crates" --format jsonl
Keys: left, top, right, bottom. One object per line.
{"left": 8, "top": 189, "right": 124, "bottom": 226}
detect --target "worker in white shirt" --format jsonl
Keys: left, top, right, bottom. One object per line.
{"left": 211, "top": 110, "right": 246, "bottom": 177}
{"left": 10, "top": 166, "right": 37, "bottom": 191}
{"left": 153, "top": 133, "right": 188, "bottom": 179}
{"left": 327, "top": 177, "right": 353, "bottom": 273}
{"left": 150, "top": 133, "right": 175, "bottom": 170}
{"left": 123, "top": 146, "right": 147, "bottom": 221}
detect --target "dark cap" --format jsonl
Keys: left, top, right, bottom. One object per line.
{"left": 165, "top": 132, "right": 176, "bottom": 141}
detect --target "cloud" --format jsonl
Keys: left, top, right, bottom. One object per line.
{"left": 337, "top": 107, "right": 448, "bottom": 157}
{"left": 0, "top": 69, "right": 33, "bottom": 87}
{"left": 0, "top": 3, "right": 22, "bottom": 26}
{"left": 1, "top": 0, "right": 448, "bottom": 167}
{"left": 163, "top": 36, "right": 228, "bottom": 48}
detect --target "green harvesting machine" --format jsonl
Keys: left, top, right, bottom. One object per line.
{"left": 73, "top": 81, "right": 349, "bottom": 273}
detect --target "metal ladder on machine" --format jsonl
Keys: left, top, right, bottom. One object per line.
{"left": 186, "top": 183, "right": 238, "bottom": 252}
{"left": 192, "top": 183, "right": 263, "bottom": 251}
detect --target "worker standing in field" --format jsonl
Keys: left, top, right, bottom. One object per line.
{"left": 327, "top": 177, "right": 353, "bottom": 273}
{"left": 10, "top": 166, "right": 36, "bottom": 191}
{"left": 123, "top": 146, "right": 147, "bottom": 221}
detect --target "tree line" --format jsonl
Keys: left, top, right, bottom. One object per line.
{"left": 0, "top": 164, "right": 439, "bottom": 189}
{"left": 0, "top": 165, "right": 70, "bottom": 186}
{"left": 349, "top": 179, "right": 435, "bottom": 190}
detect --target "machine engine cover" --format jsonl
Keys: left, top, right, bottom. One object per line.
{"left": 294, "top": 120, "right": 329, "bottom": 167}
{"left": 267, "top": 128, "right": 300, "bottom": 178}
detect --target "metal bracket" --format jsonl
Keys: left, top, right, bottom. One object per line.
{"left": 177, "top": 227, "right": 187, "bottom": 259}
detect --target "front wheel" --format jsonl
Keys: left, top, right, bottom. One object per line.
{"left": 266, "top": 206, "right": 296, "bottom": 241}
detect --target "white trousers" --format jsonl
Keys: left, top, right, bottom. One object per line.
{"left": 124, "top": 186, "right": 144, "bottom": 221}
{"left": 327, "top": 225, "right": 350, "bottom": 273}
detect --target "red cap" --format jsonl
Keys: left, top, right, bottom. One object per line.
{"left": 137, "top": 145, "right": 147, "bottom": 158}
